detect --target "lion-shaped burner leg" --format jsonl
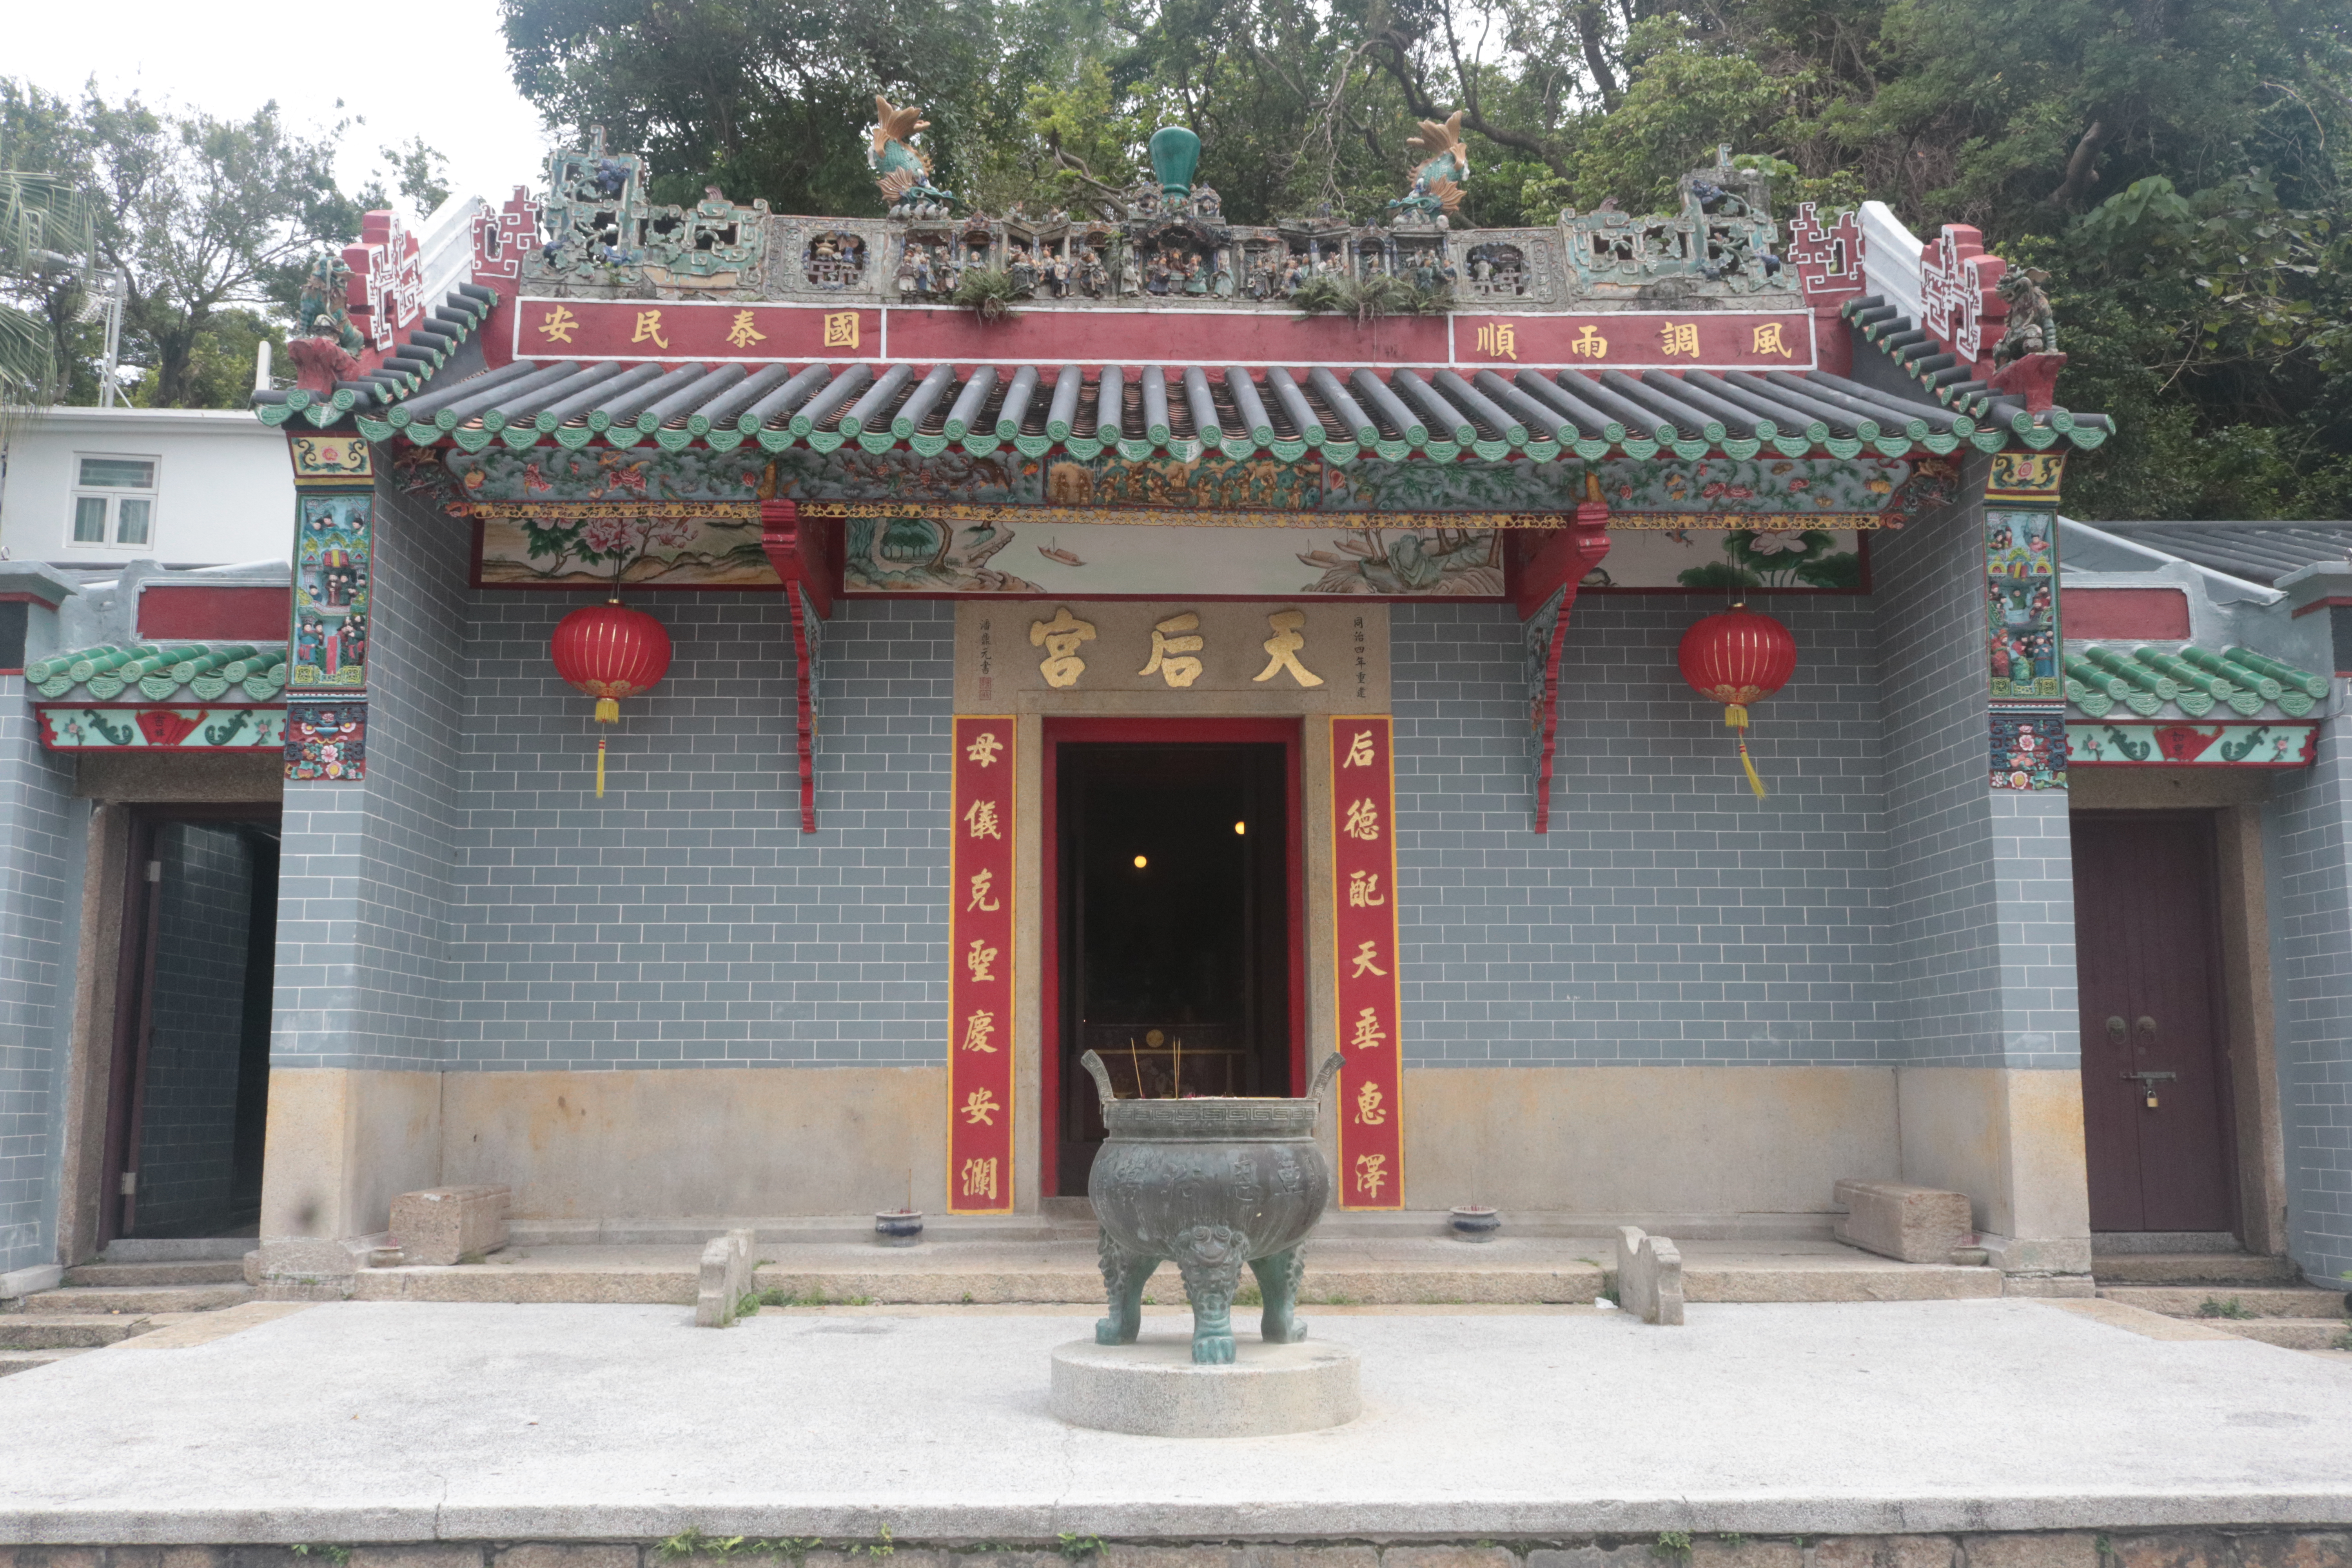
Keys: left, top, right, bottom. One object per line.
{"left": 1174, "top": 1223, "right": 1246, "bottom": 1365}
{"left": 1250, "top": 1245, "right": 1308, "bottom": 1344}
{"left": 1094, "top": 1231, "right": 1155, "bottom": 1346}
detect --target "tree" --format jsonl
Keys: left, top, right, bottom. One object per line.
{"left": 1, "top": 80, "right": 427, "bottom": 409}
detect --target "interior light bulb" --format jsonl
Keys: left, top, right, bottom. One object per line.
{"left": 1132, "top": 854, "right": 1148, "bottom": 869}
{"left": 1234, "top": 820, "right": 1246, "bottom": 835}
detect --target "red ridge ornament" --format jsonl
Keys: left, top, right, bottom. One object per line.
{"left": 551, "top": 600, "right": 673, "bottom": 796}
{"left": 1677, "top": 604, "right": 1796, "bottom": 799}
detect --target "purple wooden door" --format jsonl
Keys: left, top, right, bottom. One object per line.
{"left": 2069, "top": 813, "right": 2236, "bottom": 1232}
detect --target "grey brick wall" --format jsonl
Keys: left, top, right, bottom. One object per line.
{"left": 0, "top": 677, "right": 83, "bottom": 1272}
{"left": 1873, "top": 479, "right": 2078, "bottom": 1071}
{"left": 2269, "top": 725, "right": 2352, "bottom": 1283}
{"left": 1392, "top": 597, "right": 1892, "bottom": 1065}
{"left": 272, "top": 487, "right": 470, "bottom": 1071}
{"left": 443, "top": 594, "right": 951, "bottom": 1068}
{"left": 134, "top": 823, "right": 256, "bottom": 1233}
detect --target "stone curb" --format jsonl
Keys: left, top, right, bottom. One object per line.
{"left": 2, "top": 1532, "right": 2344, "bottom": 1568}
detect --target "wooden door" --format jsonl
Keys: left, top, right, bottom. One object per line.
{"left": 2069, "top": 813, "right": 2236, "bottom": 1232}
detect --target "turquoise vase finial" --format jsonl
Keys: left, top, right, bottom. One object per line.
{"left": 1148, "top": 126, "right": 1201, "bottom": 199}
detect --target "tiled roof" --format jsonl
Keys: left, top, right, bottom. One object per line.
{"left": 2082, "top": 521, "right": 2352, "bottom": 587}
{"left": 1840, "top": 297, "right": 2109, "bottom": 453}
{"left": 26, "top": 644, "right": 289, "bottom": 702}
{"left": 252, "top": 284, "right": 503, "bottom": 430}
{"left": 2064, "top": 643, "right": 2327, "bottom": 720}
{"left": 343, "top": 356, "right": 2000, "bottom": 466}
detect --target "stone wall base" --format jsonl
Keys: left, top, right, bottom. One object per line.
{"left": 2, "top": 1532, "right": 2343, "bottom": 1568}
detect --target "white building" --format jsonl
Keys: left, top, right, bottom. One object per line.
{"left": 0, "top": 407, "right": 292, "bottom": 570}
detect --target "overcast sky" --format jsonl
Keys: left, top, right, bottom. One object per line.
{"left": 9, "top": 0, "right": 554, "bottom": 220}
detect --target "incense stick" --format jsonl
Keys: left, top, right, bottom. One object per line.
{"left": 1173, "top": 1034, "right": 1183, "bottom": 1099}
{"left": 1128, "top": 1036, "right": 1142, "bottom": 1100}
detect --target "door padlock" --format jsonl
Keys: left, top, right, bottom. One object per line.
{"left": 2123, "top": 1069, "right": 2177, "bottom": 1109}
{"left": 2145, "top": 1088, "right": 2159, "bottom": 1109}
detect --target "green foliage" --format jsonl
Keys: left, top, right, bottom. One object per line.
{"left": 290, "top": 1549, "right": 351, "bottom": 1567}
{"left": 1290, "top": 272, "right": 1449, "bottom": 325}
{"left": 950, "top": 265, "right": 1023, "bottom": 323}
{"left": 1653, "top": 1533, "right": 1693, "bottom": 1559}
{"left": 1056, "top": 1535, "right": 1107, "bottom": 1560}
{"left": 2196, "top": 1296, "right": 2255, "bottom": 1319}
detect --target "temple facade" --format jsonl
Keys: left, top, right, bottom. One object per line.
{"left": 2, "top": 119, "right": 2345, "bottom": 1303}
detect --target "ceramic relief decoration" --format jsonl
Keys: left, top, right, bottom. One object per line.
{"left": 1987, "top": 509, "right": 2058, "bottom": 699}
{"left": 285, "top": 702, "right": 368, "bottom": 781}
{"left": 1989, "top": 710, "right": 2067, "bottom": 790}
{"left": 473, "top": 513, "right": 784, "bottom": 589}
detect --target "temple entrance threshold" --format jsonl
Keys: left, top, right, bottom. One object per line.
{"left": 1043, "top": 719, "right": 1303, "bottom": 1197}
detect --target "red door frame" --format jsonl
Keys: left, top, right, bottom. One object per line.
{"left": 1039, "top": 716, "right": 1307, "bottom": 1195}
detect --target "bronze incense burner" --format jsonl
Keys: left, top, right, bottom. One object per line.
{"left": 1080, "top": 1049, "right": 1343, "bottom": 1364}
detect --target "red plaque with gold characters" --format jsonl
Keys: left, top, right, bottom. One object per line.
{"left": 1328, "top": 716, "right": 1404, "bottom": 1210}
{"left": 949, "top": 716, "right": 1017, "bottom": 1213}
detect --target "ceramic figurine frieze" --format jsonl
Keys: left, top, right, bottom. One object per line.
{"left": 529, "top": 134, "right": 772, "bottom": 294}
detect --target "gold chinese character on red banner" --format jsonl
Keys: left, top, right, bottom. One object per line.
{"left": 824, "top": 311, "right": 860, "bottom": 349}
{"left": 632, "top": 310, "right": 669, "bottom": 349}
{"left": 1343, "top": 797, "right": 1381, "bottom": 841}
{"left": 960, "top": 1156, "right": 998, "bottom": 1201}
{"left": 1475, "top": 323, "right": 1518, "bottom": 361}
{"left": 539, "top": 304, "right": 580, "bottom": 344}
{"left": 1572, "top": 324, "right": 1608, "bottom": 359}
{"left": 949, "top": 716, "right": 1016, "bottom": 1214}
{"left": 960, "top": 1008, "right": 997, "bottom": 1052}
{"left": 1660, "top": 321, "right": 1700, "bottom": 358}
{"left": 1753, "top": 322, "right": 1793, "bottom": 359}
{"left": 1030, "top": 607, "right": 1096, "bottom": 688}
{"left": 727, "top": 310, "right": 767, "bottom": 348}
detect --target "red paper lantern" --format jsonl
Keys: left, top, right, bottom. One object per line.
{"left": 551, "top": 599, "right": 673, "bottom": 796}
{"left": 1677, "top": 604, "right": 1796, "bottom": 799}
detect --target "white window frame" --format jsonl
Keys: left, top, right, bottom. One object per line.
{"left": 67, "top": 452, "right": 163, "bottom": 552}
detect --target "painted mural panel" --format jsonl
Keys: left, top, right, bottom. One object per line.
{"left": 292, "top": 494, "right": 370, "bottom": 690}
{"left": 2070, "top": 722, "right": 2317, "bottom": 768}
{"left": 1323, "top": 456, "right": 1918, "bottom": 517}
{"left": 841, "top": 518, "right": 1504, "bottom": 596}
{"left": 1989, "top": 710, "right": 2067, "bottom": 789}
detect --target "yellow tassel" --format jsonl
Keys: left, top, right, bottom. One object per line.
{"left": 595, "top": 737, "right": 607, "bottom": 798}
{"left": 1723, "top": 703, "right": 1749, "bottom": 729}
{"left": 594, "top": 696, "right": 620, "bottom": 723}
{"left": 1737, "top": 735, "right": 1768, "bottom": 799}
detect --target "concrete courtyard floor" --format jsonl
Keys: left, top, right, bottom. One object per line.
{"left": 0, "top": 1298, "right": 2347, "bottom": 1542}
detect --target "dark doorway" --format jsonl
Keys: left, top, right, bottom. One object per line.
{"left": 1045, "top": 722, "right": 1300, "bottom": 1195}
{"left": 102, "top": 808, "right": 281, "bottom": 1243}
{"left": 2069, "top": 811, "right": 2237, "bottom": 1233}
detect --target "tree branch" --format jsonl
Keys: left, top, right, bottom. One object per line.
{"left": 2050, "top": 120, "right": 2107, "bottom": 209}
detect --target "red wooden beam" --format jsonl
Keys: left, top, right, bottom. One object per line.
{"left": 1512, "top": 479, "right": 1613, "bottom": 833}
{"left": 761, "top": 499, "right": 834, "bottom": 832}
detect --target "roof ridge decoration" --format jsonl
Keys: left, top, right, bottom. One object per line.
{"left": 1841, "top": 292, "right": 2108, "bottom": 452}
{"left": 2063, "top": 641, "right": 2328, "bottom": 721}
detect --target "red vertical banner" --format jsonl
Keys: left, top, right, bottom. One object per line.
{"left": 1330, "top": 716, "right": 1405, "bottom": 1210}
{"left": 949, "top": 717, "right": 1017, "bottom": 1213}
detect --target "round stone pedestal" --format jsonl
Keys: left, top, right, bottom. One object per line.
{"left": 1049, "top": 1335, "right": 1361, "bottom": 1437}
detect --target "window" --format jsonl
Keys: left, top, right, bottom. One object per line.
{"left": 70, "top": 455, "right": 159, "bottom": 548}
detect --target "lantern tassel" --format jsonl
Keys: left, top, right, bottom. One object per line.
{"left": 595, "top": 737, "right": 607, "bottom": 798}
{"left": 594, "top": 697, "right": 620, "bottom": 723}
{"left": 1724, "top": 703, "right": 1768, "bottom": 799}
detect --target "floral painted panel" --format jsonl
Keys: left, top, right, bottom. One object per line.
{"left": 476, "top": 514, "right": 784, "bottom": 589}
{"left": 1990, "top": 709, "right": 2067, "bottom": 789}
{"left": 1323, "top": 456, "right": 1917, "bottom": 517}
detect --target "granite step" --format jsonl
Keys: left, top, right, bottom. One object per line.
{"left": 0, "top": 1312, "right": 179, "bottom": 1349}
{"left": 2212, "top": 1318, "right": 2352, "bottom": 1351}
{"left": 2097, "top": 1284, "right": 2350, "bottom": 1319}
{"left": 0, "top": 1347, "right": 94, "bottom": 1377}
{"left": 18, "top": 1283, "right": 254, "bottom": 1316}
{"left": 2091, "top": 1252, "right": 2302, "bottom": 1286}
{"left": 63, "top": 1259, "right": 248, "bottom": 1287}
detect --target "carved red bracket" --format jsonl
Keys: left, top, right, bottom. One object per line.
{"left": 760, "top": 499, "right": 837, "bottom": 832}
{"left": 1512, "top": 484, "right": 1613, "bottom": 833}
